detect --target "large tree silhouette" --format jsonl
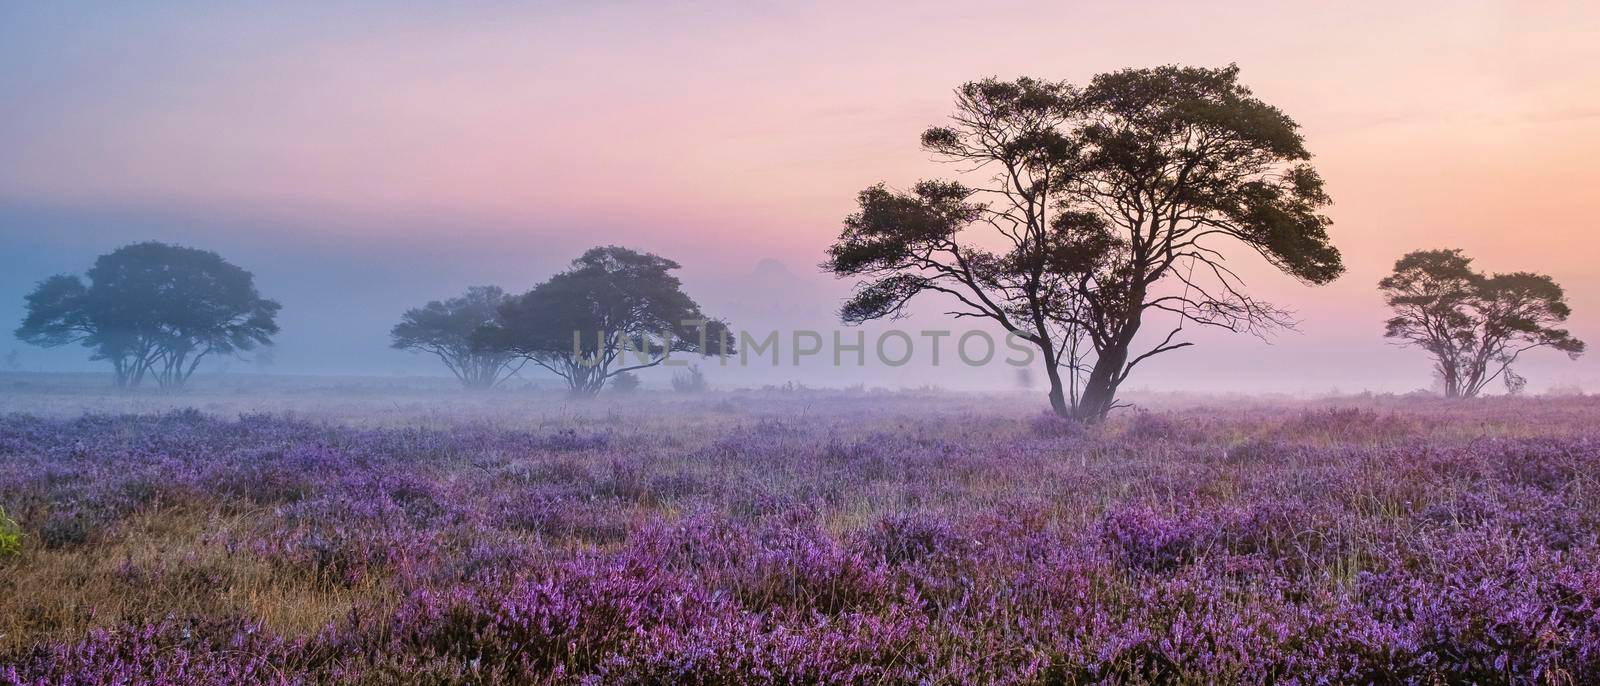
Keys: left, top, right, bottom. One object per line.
{"left": 392, "top": 286, "right": 524, "bottom": 389}
{"left": 1380, "top": 249, "right": 1583, "bottom": 397}
{"left": 15, "top": 241, "right": 280, "bottom": 389}
{"left": 824, "top": 78, "right": 1092, "bottom": 416}
{"left": 825, "top": 65, "right": 1343, "bottom": 420}
{"left": 477, "top": 246, "right": 731, "bottom": 395}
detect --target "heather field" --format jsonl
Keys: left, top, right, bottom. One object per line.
{"left": 3, "top": 388, "right": 1600, "bottom": 684}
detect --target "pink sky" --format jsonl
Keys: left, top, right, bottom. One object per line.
{"left": 2, "top": 1, "right": 1597, "bottom": 392}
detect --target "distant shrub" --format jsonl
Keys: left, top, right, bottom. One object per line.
{"left": 760, "top": 381, "right": 812, "bottom": 393}
{"left": 1544, "top": 383, "right": 1585, "bottom": 397}
{"left": 610, "top": 371, "right": 641, "bottom": 393}
{"left": 0, "top": 507, "right": 22, "bottom": 557}
{"left": 671, "top": 364, "right": 707, "bottom": 393}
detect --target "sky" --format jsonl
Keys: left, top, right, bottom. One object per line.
{"left": 2, "top": 1, "right": 1598, "bottom": 393}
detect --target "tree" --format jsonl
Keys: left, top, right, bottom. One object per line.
{"left": 824, "top": 66, "right": 1343, "bottom": 421}
{"left": 15, "top": 241, "right": 280, "bottom": 389}
{"left": 1380, "top": 248, "right": 1583, "bottom": 398}
{"left": 1065, "top": 65, "right": 1344, "bottom": 420}
{"left": 477, "top": 246, "right": 732, "bottom": 395}
{"left": 825, "top": 77, "right": 1092, "bottom": 417}
{"left": 391, "top": 286, "right": 523, "bottom": 389}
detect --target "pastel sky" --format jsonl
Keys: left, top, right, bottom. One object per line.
{"left": 2, "top": 1, "right": 1597, "bottom": 393}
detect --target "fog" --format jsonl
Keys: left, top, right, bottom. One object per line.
{"left": 4, "top": 1, "right": 1599, "bottom": 396}
{"left": 3, "top": 199, "right": 1596, "bottom": 396}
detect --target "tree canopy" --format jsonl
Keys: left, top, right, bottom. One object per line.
{"left": 824, "top": 65, "right": 1343, "bottom": 420}
{"left": 15, "top": 241, "right": 280, "bottom": 389}
{"left": 476, "top": 246, "right": 732, "bottom": 395}
{"left": 1380, "top": 248, "right": 1583, "bottom": 397}
{"left": 391, "top": 286, "right": 523, "bottom": 389}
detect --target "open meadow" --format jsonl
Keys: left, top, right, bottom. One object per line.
{"left": 7, "top": 2, "right": 1600, "bottom": 683}
{"left": 3, "top": 381, "right": 1599, "bottom": 684}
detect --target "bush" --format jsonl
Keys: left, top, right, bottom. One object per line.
{"left": 671, "top": 364, "right": 707, "bottom": 393}
{"left": 610, "top": 371, "right": 641, "bottom": 393}
{"left": 0, "top": 506, "right": 23, "bottom": 557}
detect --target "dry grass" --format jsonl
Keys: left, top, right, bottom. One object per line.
{"left": 0, "top": 504, "right": 394, "bottom": 652}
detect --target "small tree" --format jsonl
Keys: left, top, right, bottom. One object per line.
{"left": 392, "top": 286, "right": 523, "bottom": 389}
{"left": 15, "top": 241, "right": 280, "bottom": 389}
{"left": 1380, "top": 248, "right": 1583, "bottom": 398}
{"left": 477, "top": 246, "right": 732, "bottom": 395}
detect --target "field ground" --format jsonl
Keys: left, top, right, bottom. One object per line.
{"left": 2, "top": 377, "right": 1599, "bottom": 683}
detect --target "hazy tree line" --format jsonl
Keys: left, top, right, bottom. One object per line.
{"left": 11, "top": 65, "right": 1585, "bottom": 415}
{"left": 394, "top": 246, "right": 730, "bottom": 394}
{"left": 15, "top": 243, "right": 728, "bottom": 395}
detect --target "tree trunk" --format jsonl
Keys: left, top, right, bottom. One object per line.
{"left": 131, "top": 359, "right": 149, "bottom": 389}
{"left": 462, "top": 360, "right": 489, "bottom": 390}
{"left": 564, "top": 361, "right": 604, "bottom": 397}
{"left": 1076, "top": 344, "right": 1126, "bottom": 422}
{"left": 1077, "top": 320, "right": 1141, "bottom": 422}
{"left": 1043, "top": 362, "right": 1069, "bottom": 417}
{"left": 1030, "top": 335, "right": 1071, "bottom": 417}
{"left": 1440, "top": 363, "right": 1463, "bottom": 398}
